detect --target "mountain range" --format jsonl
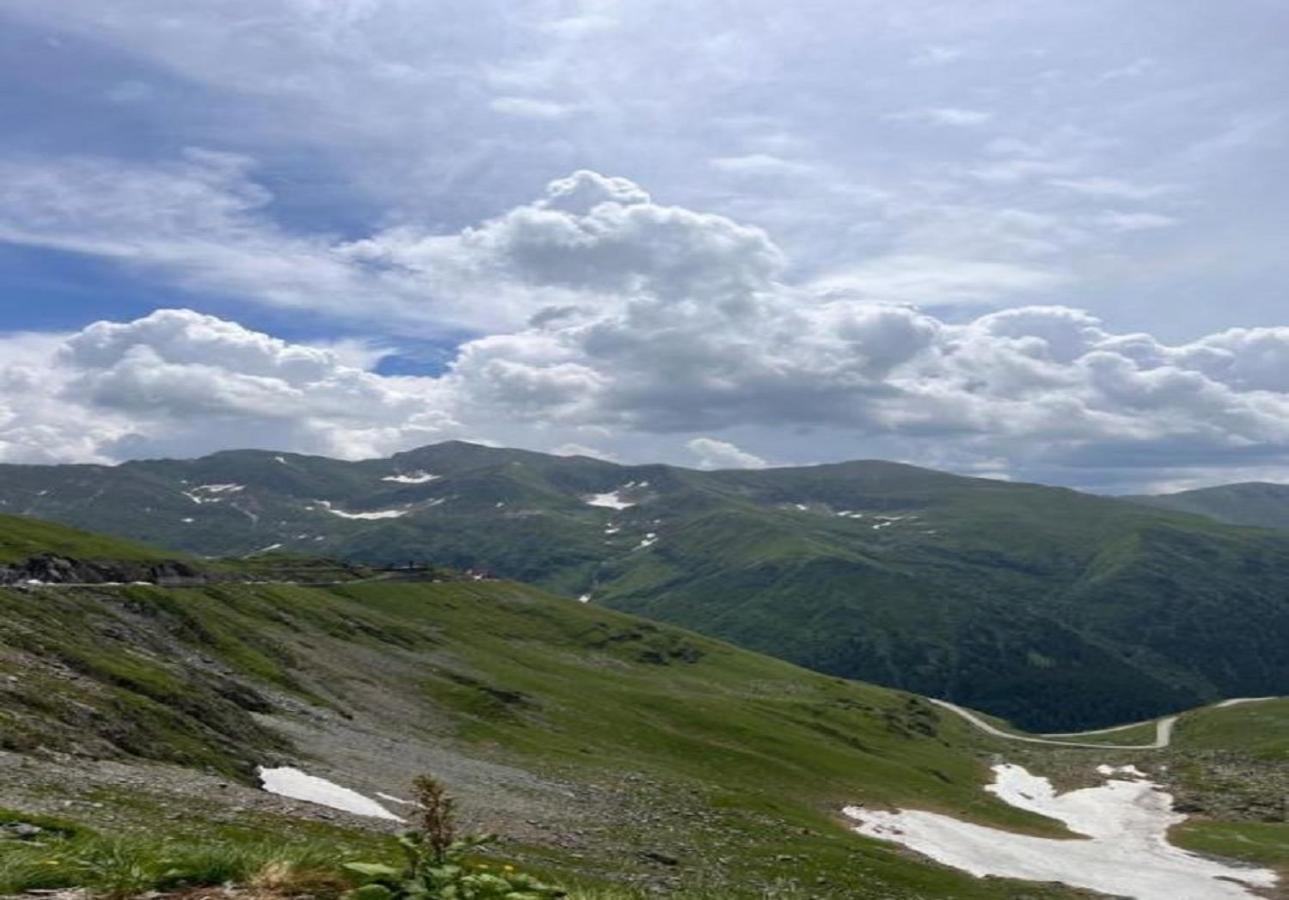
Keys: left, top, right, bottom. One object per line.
{"left": 3, "top": 441, "right": 1288, "bottom": 731}
{"left": 1, "top": 512, "right": 1286, "bottom": 898}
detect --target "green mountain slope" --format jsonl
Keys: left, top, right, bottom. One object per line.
{"left": 0, "top": 511, "right": 173, "bottom": 564}
{"left": 1128, "top": 481, "right": 1289, "bottom": 530}
{"left": 2, "top": 545, "right": 1091, "bottom": 898}
{"left": 4, "top": 444, "right": 1289, "bottom": 731}
{"left": 3, "top": 517, "right": 1285, "bottom": 897}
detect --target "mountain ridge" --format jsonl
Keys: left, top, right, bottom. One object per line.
{"left": 3, "top": 442, "right": 1289, "bottom": 732}
{"left": 1127, "top": 481, "right": 1289, "bottom": 531}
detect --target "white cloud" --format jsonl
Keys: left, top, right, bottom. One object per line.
{"left": 1092, "top": 211, "right": 1180, "bottom": 232}
{"left": 6, "top": 296, "right": 1289, "bottom": 490}
{"left": 709, "top": 154, "right": 816, "bottom": 177}
{"left": 2, "top": 170, "right": 1288, "bottom": 489}
{"left": 891, "top": 107, "right": 994, "bottom": 128}
{"left": 910, "top": 45, "right": 967, "bottom": 67}
{"left": 686, "top": 437, "right": 768, "bottom": 469}
{"left": 551, "top": 442, "right": 619, "bottom": 461}
{"left": 1049, "top": 177, "right": 1176, "bottom": 200}
{"left": 489, "top": 96, "right": 578, "bottom": 119}
{"left": 0, "top": 309, "right": 455, "bottom": 463}
{"left": 811, "top": 255, "right": 1067, "bottom": 307}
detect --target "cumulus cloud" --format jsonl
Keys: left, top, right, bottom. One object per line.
{"left": 2, "top": 170, "right": 1288, "bottom": 489}
{"left": 686, "top": 437, "right": 768, "bottom": 469}
{"left": 0, "top": 310, "right": 455, "bottom": 463}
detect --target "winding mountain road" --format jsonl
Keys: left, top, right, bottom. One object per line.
{"left": 930, "top": 696, "right": 1280, "bottom": 751}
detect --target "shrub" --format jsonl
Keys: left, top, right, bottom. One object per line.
{"left": 343, "top": 775, "right": 565, "bottom": 899}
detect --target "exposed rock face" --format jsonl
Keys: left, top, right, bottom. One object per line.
{"left": 0, "top": 553, "right": 208, "bottom": 586}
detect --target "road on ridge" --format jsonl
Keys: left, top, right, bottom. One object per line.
{"left": 929, "top": 697, "right": 1279, "bottom": 751}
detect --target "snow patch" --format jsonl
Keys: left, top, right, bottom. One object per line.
{"left": 183, "top": 483, "right": 245, "bottom": 504}
{"left": 258, "top": 766, "right": 403, "bottom": 821}
{"left": 634, "top": 532, "right": 658, "bottom": 550}
{"left": 314, "top": 500, "right": 408, "bottom": 520}
{"left": 578, "top": 593, "right": 591, "bottom": 603}
{"left": 585, "top": 490, "right": 635, "bottom": 510}
{"left": 1097, "top": 764, "right": 1148, "bottom": 779}
{"left": 382, "top": 471, "right": 439, "bottom": 484}
{"left": 845, "top": 763, "right": 1276, "bottom": 900}
{"left": 274, "top": 456, "right": 288, "bottom": 464}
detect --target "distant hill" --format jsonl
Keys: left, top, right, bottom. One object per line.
{"left": 3, "top": 442, "right": 1289, "bottom": 731}
{"left": 1127, "top": 482, "right": 1289, "bottom": 530}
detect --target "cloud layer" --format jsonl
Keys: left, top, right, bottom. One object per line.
{"left": 3, "top": 171, "right": 1288, "bottom": 491}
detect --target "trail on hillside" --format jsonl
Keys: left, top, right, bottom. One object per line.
{"left": 930, "top": 697, "right": 1279, "bottom": 750}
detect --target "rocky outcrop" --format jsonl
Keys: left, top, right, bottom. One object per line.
{"left": 0, "top": 553, "right": 209, "bottom": 587}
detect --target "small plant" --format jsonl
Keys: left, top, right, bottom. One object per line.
{"left": 343, "top": 775, "right": 565, "bottom": 900}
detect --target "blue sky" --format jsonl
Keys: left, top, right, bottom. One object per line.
{"left": 0, "top": 0, "right": 1286, "bottom": 491}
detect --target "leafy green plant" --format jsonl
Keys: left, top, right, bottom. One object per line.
{"left": 344, "top": 775, "right": 565, "bottom": 899}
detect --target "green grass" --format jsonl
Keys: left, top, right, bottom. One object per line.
{"left": 0, "top": 513, "right": 170, "bottom": 564}
{"left": 1171, "top": 821, "right": 1289, "bottom": 869}
{"left": 1172, "top": 699, "right": 1289, "bottom": 759}
{"left": 1, "top": 575, "right": 1099, "bottom": 898}
{"left": 0, "top": 811, "right": 354, "bottom": 899}
{"left": 1038, "top": 718, "right": 1162, "bottom": 746}
{"left": 1156, "top": 699, "right": 1289, "bottom": 872}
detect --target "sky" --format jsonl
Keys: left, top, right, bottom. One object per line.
{"left": 0, "top": 0, "right": 1286, "bottom": 492}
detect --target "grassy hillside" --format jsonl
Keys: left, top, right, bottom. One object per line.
{"left": 0, "top": 511, "right": 173, "bottom": 564}
{"left": 4, "top": 444, "right": 1289, "bottom": 731}
{"left": 3, "top": 518, "right": 1285, "bottom": 897}
{"left": 1, "top": 574, "right": 1101, "bottom": 898}
{"left": 1128, "top": 481, "right": 1289, "bottom": 530}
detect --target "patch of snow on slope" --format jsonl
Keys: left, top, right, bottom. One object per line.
{"left": 184, "top": 483, "right": 245, "bottom": 504}
{"left": 585, "top": 488, "right": 636, "bottom": 510}
{"left": 382, "top": 471, "right": 439, "bottom": 484}
{"left": 314, "top": 500, "right": 408, "bottom": 520}
{"left": 844, "top": 763, "right": 1276, "bottom": 900}
{"left": 258, "top": 766, "right": 404, "bottom": 821}
{"left": 634, "top": 533, "right": 658, "bottom": 550}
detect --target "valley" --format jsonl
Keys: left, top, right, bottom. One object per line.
{"left": 3, "top": 442, "right": 1289, "bottom": 732}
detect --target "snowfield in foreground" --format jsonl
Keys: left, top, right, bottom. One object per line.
{"left": 844, "top": 763, "right": 1277, "bottom": 900}
{"left": 258, "top": 766, "right": 404, "bottom": 821}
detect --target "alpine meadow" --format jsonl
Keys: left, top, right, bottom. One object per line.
{"left": 1, "top": 2, "right": 1287, "bottom": 899}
